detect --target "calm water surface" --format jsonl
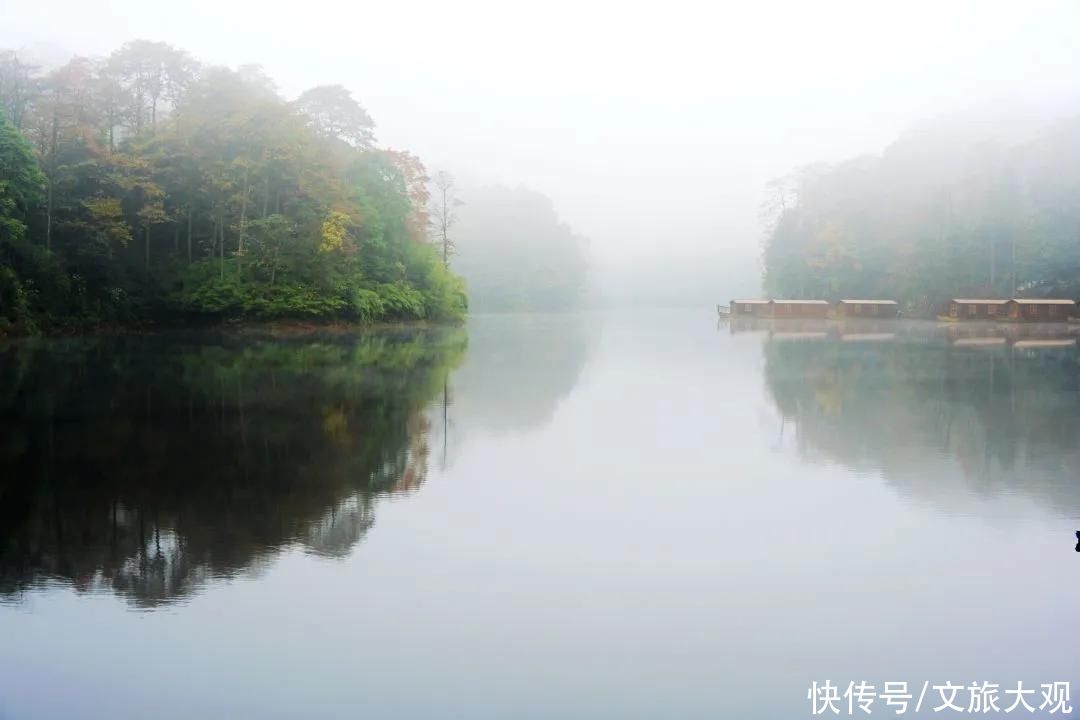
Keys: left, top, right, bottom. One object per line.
{"left": 1, "top": 313, "right": 1078, "bottom": 719}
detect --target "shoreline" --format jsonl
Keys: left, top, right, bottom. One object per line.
{"left": 0, "top": 317, "right": 465, "bottom": 341}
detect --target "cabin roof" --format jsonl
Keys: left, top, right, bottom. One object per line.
{"left": 951, "top": 298, "right": 1009, "bottom": 304}
{"left": 731, "top": 299, "right": 770, "bottom": 304}
{"left": 770, "top": 332, "right": 828, "bottom": 339}
{"left": 840, "top": 333, "right": 896, "bottom": 341}
{"left": 1009, "top": 298, "right": 1076, "bottom": 305}
{"left": 838, "top": 299, "right": 898, "bottom": 305}
{"left": 1013, "top": 339, "right": 1077, "bottom": 348}
{"left": 772, "top": 299, "right": 830, "bottom": 305}
{"left": 953, "top": 337, "right": 1007, "bottom": 346}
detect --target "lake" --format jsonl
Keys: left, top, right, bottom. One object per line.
{"left": 1, "top": 313, "right": 1078, "bottom": 719}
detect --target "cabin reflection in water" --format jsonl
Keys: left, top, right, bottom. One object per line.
{"left": 729, "top": 317, "right": 1080, "bottom": 349}
{"left": 728, "top": 317, "right": 904, "bottom": 343}
{"left": 941, "top": 322, "right": 1080, "bottom": 349}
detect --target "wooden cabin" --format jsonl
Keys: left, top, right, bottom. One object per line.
{"left": 1005, "top": 298, "right": 1075, "bottom": 322}
{"left": 942, "top": 298, "right": 1009, "bottom": 321}
{"left": 729, "top": 299, "right": 771, "bottom": 317}
{"left": 836, "top": 299, "right": 899, "bottom": 318}
{"left": 770, "top": 299, "right": 830, "bottom": 318}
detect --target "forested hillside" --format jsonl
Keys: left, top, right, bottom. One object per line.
{"left": 762, "top": 109, "right": 1080, "bottom": 313}
{"left": 0, "top": 42, "right": 465, "bottom": 334}
{"left": 452, "top": 185, "right": 588, "bottom": 312}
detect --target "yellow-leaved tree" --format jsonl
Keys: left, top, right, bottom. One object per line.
{"left": 319, "top": 210, "right": 352, "bottom": 254}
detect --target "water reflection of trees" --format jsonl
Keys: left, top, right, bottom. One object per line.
{"left": 0, "top": 329, "right": 466, "bottom": 608}
{"left": 448, "top": 313, "right": 594, "bottom": 433}
{"left": 761, "top": 325, "right": 1080, "bottom": 515}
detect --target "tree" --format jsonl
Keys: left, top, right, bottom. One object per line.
{"left": 247, "top": 214, "right": 296, "bottom": 285}
{"left": 761, "top": 110, "right": 1080, "bottom": 308}
{"left": 294, "top": 85, "right": 375, "bottom": 149}
{"left": 451, "top": 184, "right": 588, "bottom": 312}
{"left": 385, "top": 150, "right": 430, "bottom": 241}
{"left": 430, "top": 170, "right": 462, "bottom": 267}
{"left": 92, "top": 59, "right": 130, "bottom": 153}
{"left": 0, "top": 108, "right": 44, "bottom": 242}
{"left": 0, "top": 51, "right": 38, "bottom": 131}
{"left": 23, "top": 58, "right": 104, "bottom": 250}
{"left": 0, "top": 40, "right": 467, "bottom": 331}
{"left": 108, "top": 40, "right": 196, "bottom": 136}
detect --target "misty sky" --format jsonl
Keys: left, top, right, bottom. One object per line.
{"left": 4, "top": 0, "right": 1080, "bottom": 278}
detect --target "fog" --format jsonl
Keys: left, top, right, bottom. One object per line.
{"left": 5, "top": 0, "right": 1080, "bottom": 303}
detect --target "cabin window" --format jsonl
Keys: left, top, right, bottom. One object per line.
{"left": 743, "top": 305, "right": 751, "bottom": 314}
{"left": 1028, "top": 305, "right": 1037, "bottom": 317}
{"left": 1049, "top": 305, "right": 1058, "bottom": 317}
{"left": 988, "top": 304, "right": 997, "bottom": 316}
{"left": 854, "top": 304, "right": 861, "bottom": 314}
{"left": 968, "top": 304, "right": 976, "bottom": 317}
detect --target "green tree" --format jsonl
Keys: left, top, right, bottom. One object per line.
{"left": 762, "top": 110, "right": 1080, "bottom": 309}
{"left": 294, "top": 84, "right": 375, "bottom": 149}
{"left": 0, "top": 40, "right": 467, "bottom": 332}
{"left": 0, "top": 108, "right": 44, "bottom": 240}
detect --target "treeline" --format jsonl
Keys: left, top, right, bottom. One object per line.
{"left": 452, "top": 185, "right": 588, "bottom": 312}
{"left": 762, "top": 108, "right": 1080, "bottom": 313}
{"left": 0, "top": 41, "right": 466, "bottom": 334}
